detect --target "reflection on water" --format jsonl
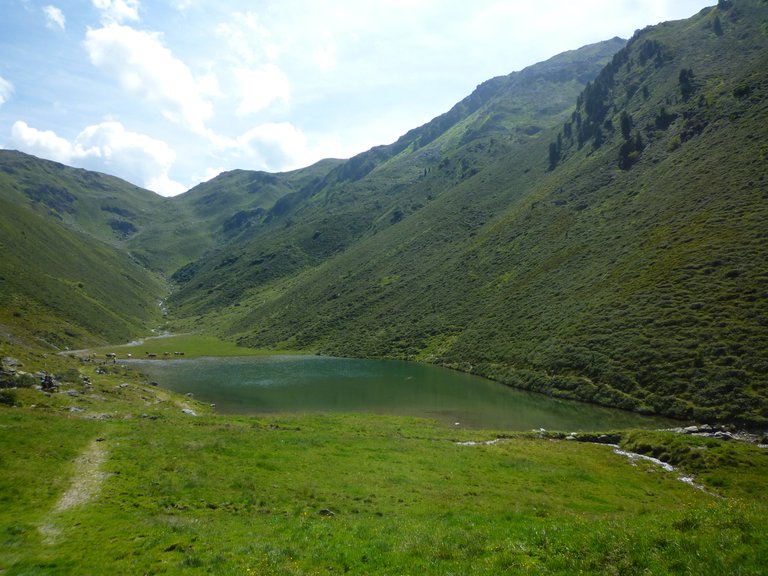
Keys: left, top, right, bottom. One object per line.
{"left": 132, "top": 355, "right": 679, "bottom": 431}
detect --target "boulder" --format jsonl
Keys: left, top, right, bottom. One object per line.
{"left": 2, "top": 357, "right": 20, "bottom": 371}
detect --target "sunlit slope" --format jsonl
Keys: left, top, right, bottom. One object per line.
{"left": 208, "top": 1, "right": 767, "bottom": 424}
{"left": 143, "top": 159, "right": 345, "bottom": 276}
{"left": 0, "top": 150, "right": 168, "bottom": 243}
{"left": 0, "top": 151, "right": 342, "bottom": 345}
{"left": 167, "top": 38, "right": 626, "bottom": 316}
{"left": 0, "top": 151, "right": 172, "bottom": 347}
{"left": 0, "top": 197, "right": 165, "bottom": 348}
{"left": 0, "top": 149, "right": 209, "bottom": 276}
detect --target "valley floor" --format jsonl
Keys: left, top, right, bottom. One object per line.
{"left": 0, "top": 340, "right": 768, "bottom": 575}
{"left": 1, "top": 345, "right": 767, "bottom": 574}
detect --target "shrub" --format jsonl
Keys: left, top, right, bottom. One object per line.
{"left": 15, "top": 373, "right": 38, "bottom": 388}
{"left": 0, "top": 389, "right": 18, "bottom": 406}
{"left": 56, "top": 368, "right": 82, "bottom": 383}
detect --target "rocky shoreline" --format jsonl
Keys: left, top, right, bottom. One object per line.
{"left": 661, "top": 424, "right": 768, "bottom": 447}
{"left": 535, "top": 424, "right": 768, "bottom": 448}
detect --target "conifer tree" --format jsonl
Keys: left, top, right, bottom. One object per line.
{"left": 679, "top": 68, "right": 696, "bottom": 101}
{"left": 620, "top": 111, "right": 633, "bottom": 140}
{"left": 713, "top": 15, "right": 724, "bottom": 36}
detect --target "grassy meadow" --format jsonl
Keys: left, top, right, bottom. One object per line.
{"left": 88, "top": 333, "right": 301, "bottom": 360}
{"left": 1, "top": 343, "right": 767, "bottom": 574}
{"left": 1, "top": 4, "right": 768, "bottom": 572}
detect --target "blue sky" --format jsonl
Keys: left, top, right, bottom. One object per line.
{"left": 0, "top": 0, "right": 713, "bottom": 196}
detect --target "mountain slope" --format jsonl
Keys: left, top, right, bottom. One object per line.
{"left": 130, "top": 159, "right": 344, "bottom": 275}
{"left": 0, "top": 153, "right": 169, "bottom": 347}
{"left": 1, "top": 2, "right": 766, "bottom": 425}
{"left": 167, "top": 38, "right": 626, "bottom": 318}
{"left": 0, "top": 152, "right": 344, "bottom": 345}
{"left": 0, "top": 149, "right": 169, "bottom": 245}
{"left": 185, "top": 0, "right": 768, "bottom": 425}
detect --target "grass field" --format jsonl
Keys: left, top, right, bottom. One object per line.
{"left": 1, "top": 344, "right": 766, "bottom": 575}
{"left": 88, "top": 333, "right": 301, "bottom": 360}
{"left": 2, "top": 4, "right": 767, "bottom": 572}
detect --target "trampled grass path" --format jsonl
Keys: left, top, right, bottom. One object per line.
{"left": 38, "top": 438, "right": 109, "bottom": 545}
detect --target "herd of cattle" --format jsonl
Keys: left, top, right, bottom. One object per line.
{"left": 79, "top": 351, "right": 185, "bottom": 364}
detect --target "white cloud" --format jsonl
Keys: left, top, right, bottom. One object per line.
{"left": 172, "top": 0, "right": 193, "bottom": 12}
{"left": 11, "top": 121, "right": 72, "bottom": 163}
{"left": 74, "top": 121, "right": 177, "bottom": 180}
{"left": 216, "top": 12, "right": 277, "bottom": 65}
{"left": 233, "top": 64, "right": 290, "bottom": 116}
{"left": 206, "top": 122, "right": 309, "bottom": 171}
{"left": 42, "top": 5, "right": 66, "bottom": 30}
{"left": 219, "top": 121, "right": 358, "bottom": 172}
{"left": 92, "top": 0, "right": 139, "bottom": 24}
{"left": 84, "top": 24, "right": 214, "bottom": 134}
{"left": 0, "top": 76, "right": 13, "bottom": 107}
{"left": 144, "top": 173, "right": 186, "bottom": 196}
{"left": 10, "top": 120, "right": 185, "bottom": 196}
{"left": 315, "top": 42, "right": 337, "bottom": 72}
{"left": 201, "top": 166, "right": 226, "bottom": 183}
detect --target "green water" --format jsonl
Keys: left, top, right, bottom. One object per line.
{"left": 133, "top": 355, "right": 679, "bottom": 431}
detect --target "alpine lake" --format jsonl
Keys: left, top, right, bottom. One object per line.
{"left": 130, "top": 354, "right": 680, "bottom": 431}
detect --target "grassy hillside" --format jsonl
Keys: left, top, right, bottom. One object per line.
{"left": 0, "top": 150, "right": 168, "bottom": 246}
{"left": 1, "top": 3, "right": 766, "bottom": 426}
{"left": 131, "top": 159, "right": 344, "bottom": 275}
{"left": 173, "top": 0, "right": 768, "bottom": 425}
{"left": 1, "top": 345, "right": 766, "bottom": 574}
{"left": 0, "top": 151, "right": 340, "bottom": 346}
{"left": 0, "top": 208, "right": 165, "bottom": 349}
{"left": 166, "top": 38, "right": 625, "bottom": 319}
{"left": 449, "top": 0, "right": 768, "bottom": 425}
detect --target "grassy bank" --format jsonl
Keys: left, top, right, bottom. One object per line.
{"left": 87, "top": 333, "right": 301, "bottom": 360}
{"left": 1, "top": 346, "right": 767, "bottom": 574}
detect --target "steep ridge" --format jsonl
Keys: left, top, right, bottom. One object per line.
{"left": 0, "top": 150, "right": 168, "bottom": 244}
{"left": 145, "top": 159, "right": 344, "bottom": 275}
{"left": 453, "top": 0, "right": 768, "bottom": 424}
{"left": 0, "top": 152, "right": 341, "bottom": 345}
{"left": 167, "top": 38, "right": 626, "bottom": 318}
{"left": 0, "top": 153, "right": 168, "bottom": 347}
{"left": 2, "top": 2, "right": 767, "bottom": 426}
{"left": 194, "top": 0, "right": 767, "bottom": 425}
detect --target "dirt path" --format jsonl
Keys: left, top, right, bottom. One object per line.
{"left": 39, "top": 438, "right": 109, "bottom": 544}
{"left": 55, "top": 439, "right": 109, "bottom": 511}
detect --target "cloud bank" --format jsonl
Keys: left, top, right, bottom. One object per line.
{"left": 92, "top": 0, "right": 140, "bottom": 24}
{"left": 10, "top": 120, "right": 185, "bottom": 196}
{"left": 2, "top": 0, "right": 714, "bottom": 195}
{"left": 84, "top": 24, "right": 215, "bottom": 134}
